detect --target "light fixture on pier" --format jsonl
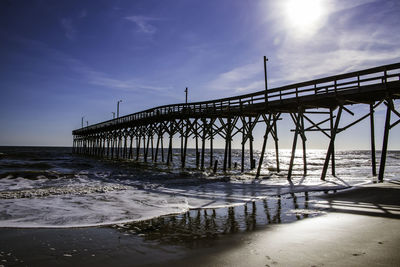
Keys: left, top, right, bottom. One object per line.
{"left": 117, "top": 100, "right": 122, "bottom": 118}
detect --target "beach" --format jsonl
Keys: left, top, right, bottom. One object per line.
{"left": 1, "top": 180, "right": 399, "bottom": 266}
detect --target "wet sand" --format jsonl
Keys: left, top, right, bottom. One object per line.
{"left": 164, "top": 180, "right": 400, "bottom": 267}
{"left": 0, "top": 180, "right": 399, "bottom": 266}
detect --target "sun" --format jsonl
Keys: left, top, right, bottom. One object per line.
{"left": 284, "top": 0, "right": 325, "bottom": 33}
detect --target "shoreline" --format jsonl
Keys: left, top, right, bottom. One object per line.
{"left": 1, "top": 180, "right": 399, "bottom": 266}
{"left": 0, "top": 177, "right": 351, "bottom": 229}
{"left": 162, "top": 180, "right": 400, "bottom": 267}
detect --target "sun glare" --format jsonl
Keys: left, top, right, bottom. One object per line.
{"left": 284, "top": 0, "right": 325, "bottom": 33}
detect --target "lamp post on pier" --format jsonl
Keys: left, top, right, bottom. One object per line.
{"left": 81, "top": 116, "right": 85, "bottom": 128}
{"left": 185, "top": 87, "right": 188, "bottom": 104}
{"left": 264, "top": 56, "right": 268, "bottom": 107}
{"left": 117, "top": 100, "right": 122, "bottom": 118}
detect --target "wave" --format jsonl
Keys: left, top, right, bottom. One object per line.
{"left": 0, "top": 170, "right": 74, "bottom": 180}
{"left": 0, "top": 147, "right": 398, "bottom": 228}
{"left": 0, "top": 184, "right": 131, "bottom": 199}
{"left": 0, "top": 162, "right": 54, "bottom": 170}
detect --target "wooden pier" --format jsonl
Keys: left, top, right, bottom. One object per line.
{"left": 72, "top": 62, "right": 400, "bottom": 182}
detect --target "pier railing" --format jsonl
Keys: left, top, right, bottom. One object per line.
{"left": 73, "top": 62, "right": 400, "bottom": 135}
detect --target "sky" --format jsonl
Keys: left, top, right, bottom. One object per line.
{"left": 0, "top": 0, "right": 399, "bottom": 149}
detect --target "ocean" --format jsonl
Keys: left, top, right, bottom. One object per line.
{"left": 0, "top": 146, "right": 398, "bottom": 228}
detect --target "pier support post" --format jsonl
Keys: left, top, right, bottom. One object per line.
{"left": 273, "top": 114, "right": 280, "bottom": 172}
{"left": 96, "top": 136, "right": 100, "bottom": 157}
{"left": 223, "top": 118, "right": 232, "bottom": 172}
{"left": 128, "top": 134, "right": 133, "bottom": 159}
{"left": 370, "top": 103, "right": 377, "bottom": 176}
{"left": 329, "top": 108, "right": 336, "bottom": 176}
{"left": 301, "top": 113, "right": 307, "bottom": 176}
{"left": 151, "top": 133, "right": 154, "bottom": 161}
{"left": 195, "top": 122, "right": 199, "bottom": 168}
{"left": 144, "top": 134, "right": 149, "bottom": 162}
{"left": 107, "top": 138, "right": 110, "bottom": 158}
{"left": 288, "top": 112, "right": 301, "bottom": 181}
{"left": 161, "top": 133, "right": 164, "bottom": 162}
{"left": 378, "top": 99, "right": 392, "bottom": 182}
{"left": 155, "top": 130, "right": 161, "bottom": 162}
{"left": 256, "top": 114, "right": 272, "bottom": 178}
{"left": 119, "top": 134, "right": 123, "bottom": 158}
{"left": 167, "top": 122, "right": 174, "bottom": 165}
{"left": 209, "top": 120, "right": 214, "bottom": 169}
{"left": 180, "top": 128, "right": 184, "bottom": 164}
{"left": 228, "top": 130, "right": 232, "bottom": 170}
{"left": 241, "top": 117, "right": 246, "bottom": 173}
{"left": 136, "top": 135, "right": 141, "bottom": 161}
{"left": 128, "top": 133, "right": 133, "bottom": 159}
{"left": 111, "top": 134, "right": 115, "bottom": 159}
{"left": 321, "top": 106, "right": 343, "bottom": 180}
{"left": 201, "top": 118, "right": 206, "bottom": 171}
{"left": 98, "top": 136, "right": 102, "bottom": 157}
{"left": 249, "top": 117, "right": 255, "bottom": 169}
{"left": 182, "top": 120, "right": 189, "bottom": 168}
{"left": 104, "top": 137, "right": 108, "bottom": 158}
{"left": 116, "top": 134, "right": 121, "bottom": 159}
{"left": 123, "top": 134, "right": 127, "bottom": 159}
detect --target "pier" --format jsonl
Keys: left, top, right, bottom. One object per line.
{"left": 72, "top": 62, "right": 400, "bottom": 182}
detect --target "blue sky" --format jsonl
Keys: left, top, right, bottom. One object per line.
{"left": 0, "top": 0, "right": 399, "bottom": 149}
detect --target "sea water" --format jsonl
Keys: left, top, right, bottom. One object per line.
{"left": 0, "top": 146, "right": 398, "bottom": 228}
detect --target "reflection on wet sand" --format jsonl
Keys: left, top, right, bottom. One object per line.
{"left": 113, "top": 192, "right": 324, "bottom": 247}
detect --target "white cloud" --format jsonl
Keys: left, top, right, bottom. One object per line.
{"left": 253, "top": 0, "right": 400, "bottom": 89}
{"left": 125, "top": 16, "right": 161, "bottom": 34}
{"left": 210, "top": 0, "right": 400, "bottom": 94}
{"left": 273, "top": 19, "right": 400, "bottom": 85}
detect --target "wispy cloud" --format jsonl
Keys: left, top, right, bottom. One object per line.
{"left": 60, "top": 18, "right": 76, "bottom": 41}
{"left": 60, "top": 10, "right": 87, "bottom": 41}
{"left": 4, "top": 33, "right": 174, "bottom": 95}
{"left": 79, "top": 9, "right": 87, "bottom": 19}
{"left": 64, "top": 57, "right": 173, "bottom": 94}
{"left": 125, "top": 15, "right": 161, "bottom": 34}
{"left": 207, "top": 62, "right": 263, "bottom": 92}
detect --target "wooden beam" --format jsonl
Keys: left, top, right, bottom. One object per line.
{"left": 256, "top": 114, "right": 274, "bottom": 178}
{"left": 370, "top": 104, "right": 377, "bottom": 176}
{"left": 330, "top": 108, "right": 335, "bottom": 176}
{"left": 321, "top": 106, "right": 343, "bottom": 180}
{"left": 288, "top": 112, "right": 301, "bottom": 181}
{"left": 201, "top": 118, "right": 206, "bottom": 171}
{"left": 378, "top": 99, "right": 393, "bottom": 182}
